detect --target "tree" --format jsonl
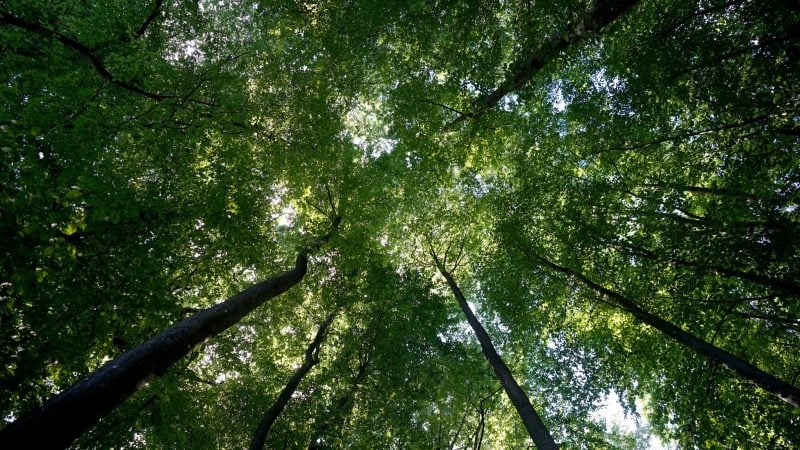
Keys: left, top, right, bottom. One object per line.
{"left": 526, "top": 246, "right": 800, "bottom": 407}
{"left": 0, "top": 217, "right": 339, "bottom": 449}
{"left": 308, "top": 309, "right": 375, "bottom": 449}
{"left": 250, "top": 310, "right": 337, "bottom": 450}
{"left": 429, "top": 243, "right": 558, "bottom": 450}
{"left": 1, "top": 0, "right": 799, "bottom": 448}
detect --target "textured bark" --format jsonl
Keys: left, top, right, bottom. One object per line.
{"left": 446, "top": 0, "right": 639, "bottom": 129}
{"left": 250, "top": 311, "right": 336, "bottom": 450}
{"left": 534, "top": 253, "right": 800, "bottom": 408}
{"left": 0, "top": 256, "right": 307, "bottom": 449}
{"left": 437, "top": 268, "right": 558, "bottom": 450}
{"left": 0, "top": 217, "right": 340, "bottom": 449}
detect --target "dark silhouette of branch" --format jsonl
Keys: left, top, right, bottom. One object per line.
{"left": 0, "top": 12, "right": 171, "bottom": 101}
{"left": 444, "top": 0, "right": 640, "bottom": 130}
{"left": 595, "top": 114, "right": 773, "bottom": 154}
{"left": 136, "top": 0, "right": 164, "bottom": 38}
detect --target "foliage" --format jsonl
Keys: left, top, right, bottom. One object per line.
{"left": 1, "top": 0, "right": 799, "bottom": 448}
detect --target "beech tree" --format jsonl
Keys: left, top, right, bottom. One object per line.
{"left": 430, "top": 243, "right": 557, "bottom": 449}
{"left": 1, "top": 0, "right": 799, "bottom": 448}
{"left": 0, "top": 235, "right": 336, "bottom": 449}
{"left": 250, "top": 310, "right": 336, "bottom": 450}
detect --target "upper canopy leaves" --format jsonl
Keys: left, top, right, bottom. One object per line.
{"left": 2, "top": 0, "right": 798, "bottom": 447}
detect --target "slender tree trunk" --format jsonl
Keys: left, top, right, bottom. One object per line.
{"left": 447, "top": 409, "right": 469, "bottom": 450}
{"left": 445, "top": 0, "right": 639, "bottom": 128}
{"left": 0, "top": 218, "right": 340, "bottom": 449}
{"left": 469, "top": 388, "right": 499, "bottom": 450}
{"left": 308, "top": 360, "right": 369, "bottom": 449}
{"left": 436, "top": 267, "right": 558, "bottom": 450}
{"left": 250, "top": 311, "right": 337, "bottom": 450}
{"left": 532, "top": 252, "right": 800, "bottom": 407}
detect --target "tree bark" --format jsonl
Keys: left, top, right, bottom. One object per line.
{"left": 445, "top": 0, "right": 639, "bottom": 129}
{"left": 436, "top": 267, "right": 558, "bottom": 450}
{"left": 0, "top": 218, "right": 340, "bottom": 449}
{"left": 532, "top": 252, "right": 800, "bottom": 408}
{"left": 250, "top": 311, "right": 337, "bottom": 450}
{"left": 0, "top": 255, "right": 304, "bottom": 449}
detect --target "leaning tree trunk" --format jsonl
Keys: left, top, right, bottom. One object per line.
{"left": 308, "top": 357, "right": 370, "bottom": 449}
{"left": 0, "top": 218, "right": 340, "bottom": 450}
{"left": 436, "top": 266, "right": 558, "bottom": 450}
{"left": 533, "top": 252, "right": 800, "bottom": 408}
{"left": 445, "top": 0, "right": 639, "bottom": 128}
{"left": 250, "top": 311, "right": 337, "bottom": 450}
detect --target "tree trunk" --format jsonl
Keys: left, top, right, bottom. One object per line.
{"left": 445, "top": 0, "right": 639, "bottom": 128}
{"left": 0, "top": 255, "right": 304, "bottom": 449}
{"left": 250, "top": 311, "right": 337, "bottom": 450}
{"left": 308, "top": 357, "right": 369, "bottom": 449}
{"left": 0, "top": 218, "right": 340, "bottom": 449}
{"left": 437, "top": 268, "right": 558, "bottom": 450}
{"left": 533, "top": 252, "right": 800, "bottom": 408}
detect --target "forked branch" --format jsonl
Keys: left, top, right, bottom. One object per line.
{"left": 0, "top": 12, "right": 171, "bottom": 101}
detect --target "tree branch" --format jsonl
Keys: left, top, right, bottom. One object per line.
{"left": 135, "top": 0, "right": 164, "bottom": 38}
{"left": 0, "top": 12, "right": 171, "bottom": 101}
{"left": 444, "top": 0, "right": 640, "bottom": 129}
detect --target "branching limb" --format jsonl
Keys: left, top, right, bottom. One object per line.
{"left": 135, "top": 0, "right": 164, "bottom": 38}
{"left": 419, "top": 99, "right": 466, "bottom": 116}
{"left": 324, "top": 183, "right": 338, "bottom": 218}
{"left": 306, "top": 200, "right": 332, "bottom": 220}
{"left": 0, "top": 12, "right": 170, "bottom": 101}
{"left": 451, "top": 234, "right": 469, "bottom": 272}
{"left": 444, "top": 0, "right": 640, "bottom": 129}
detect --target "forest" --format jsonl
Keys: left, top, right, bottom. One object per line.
{"left": 1, "top": 0, "right": 799, "bottom": 448}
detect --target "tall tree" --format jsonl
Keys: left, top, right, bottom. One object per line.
{"left": 2, "top": 0, "right": 798, "bottom": 447}
{"left": 308, "top": 312, "right": 375, "bottom": 449}
{"left": 429, "top": 244, "right": 558, "bottom": 450}
{"left": 446, "top": 0, "right": 641, "bottom": 128}
{"left": 0, "top": 218, "right": 340, "bottom": 450}
{"left": 526, "top": 247, "right": 800, "bottom": 407}
{"left": 250, "top": 310, "right": 337, "bottom": 450}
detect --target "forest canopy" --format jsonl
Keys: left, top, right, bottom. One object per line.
{"left": 1, "top": 0, "right": 799, "bottom": 448}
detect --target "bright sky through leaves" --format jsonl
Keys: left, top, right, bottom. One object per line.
{"left": 1, "top": 0, "right": 799, "bottom": 448}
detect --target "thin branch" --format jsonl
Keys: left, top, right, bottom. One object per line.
{"left": 447, "top": 410, "right": 470, "bottom": 450}
{"left": 709, "top": 302, "right": 739, "bottom": 345}
{"left": 306, "top": 200, "right": 332, "bottom": 221}
{"left": 60, "top": 80, "right": 107, "bottom": 127}
{"left": 419, "top": 99, "right": 466, "bottom": 116}
{"left": 442, "top": 236, "right": 454, "bottom": 270}
{"left": 451, "top": 234, "right": 469, "bottom": 273}
{"left": 324, "top": 183, "right": 338, "bottom": 217}
{"left": 183, "top": 369, "right": 220, "bottom": 387}
{"left": 0, "top": 12, "right": 170, "bottom": 101}
{"left": 596, "top": 114, "right": 772, "bottom": 154}
{"left": 135, "top": 0, "right": 164, "bottom": 38}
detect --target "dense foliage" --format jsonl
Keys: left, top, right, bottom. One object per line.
{"left": 1, "top": 0, "right": 798, "bottom": 448}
